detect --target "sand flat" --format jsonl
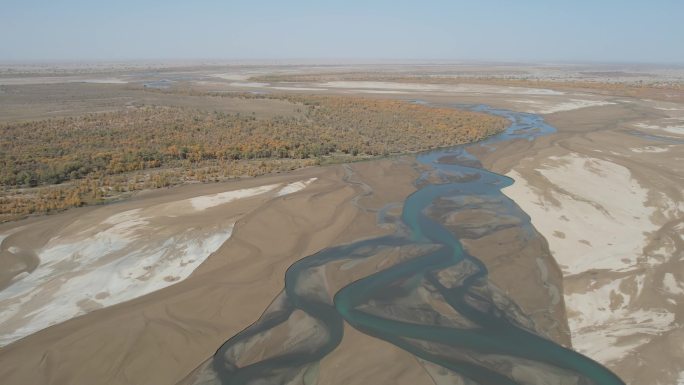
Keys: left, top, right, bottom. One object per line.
{"left": 319, "top": 80, "right": 565, "bottom": 96}
{"left": 500, "top": 102, "right": 684, "bottom": 383}
{"left": 511, "top": 98, "right": 616, "bottom": 114}
{"left": 503, "top": 153, "right": 658, "bottom": 275}
{"left": 0, "top": 160, "right": 422, "bottom": 385}
{"left": 0, "top": 176, "right": 319, "bottom": 347}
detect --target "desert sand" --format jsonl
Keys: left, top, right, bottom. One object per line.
{"left": 0, "top": 157, "right": 436, "bottom": 385}
{"left": 0, "top": 177, "right": 321, "bottom": 346}
{"left": 496, "top": 102, "right": 684, "bottom": 384}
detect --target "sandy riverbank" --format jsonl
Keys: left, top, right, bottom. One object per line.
{"left": 498, "top": 101, "right": 684, "bottom": 385}
{"left": 0, "top": 177, "right": 320, "bottom": 346}
{"left": 0, "top": 157, "right": 441, "bottom": 385}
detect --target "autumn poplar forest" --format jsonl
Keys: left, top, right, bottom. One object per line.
{"left": 0, "top": 93, "right": 506, "bottom": 221}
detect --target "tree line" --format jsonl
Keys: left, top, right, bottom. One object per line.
{"left": 0, "top": 95, "right": 507, "bottom": 221}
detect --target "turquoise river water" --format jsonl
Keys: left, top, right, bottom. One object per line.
{"left": 195, "top": 105, "right": 626, "bottom": 385}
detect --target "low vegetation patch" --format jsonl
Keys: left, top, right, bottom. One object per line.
{"left": 0, "top": 95, "right": 507, "bottom": 221}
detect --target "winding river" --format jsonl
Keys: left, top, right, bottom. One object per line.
{"left": 189, "top": 106, "right": 626, "bottom": 385}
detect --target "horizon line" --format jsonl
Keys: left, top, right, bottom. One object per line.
{"left": 2, "top": 58, "right": 684, "bottom": 68}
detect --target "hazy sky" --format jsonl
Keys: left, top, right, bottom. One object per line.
{"left": 1, "top": 0, "right": 683, "bottom": 63}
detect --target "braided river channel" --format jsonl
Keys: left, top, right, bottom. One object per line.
{"left": 187, "top": 105, "right": 625, "bottom": 385}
